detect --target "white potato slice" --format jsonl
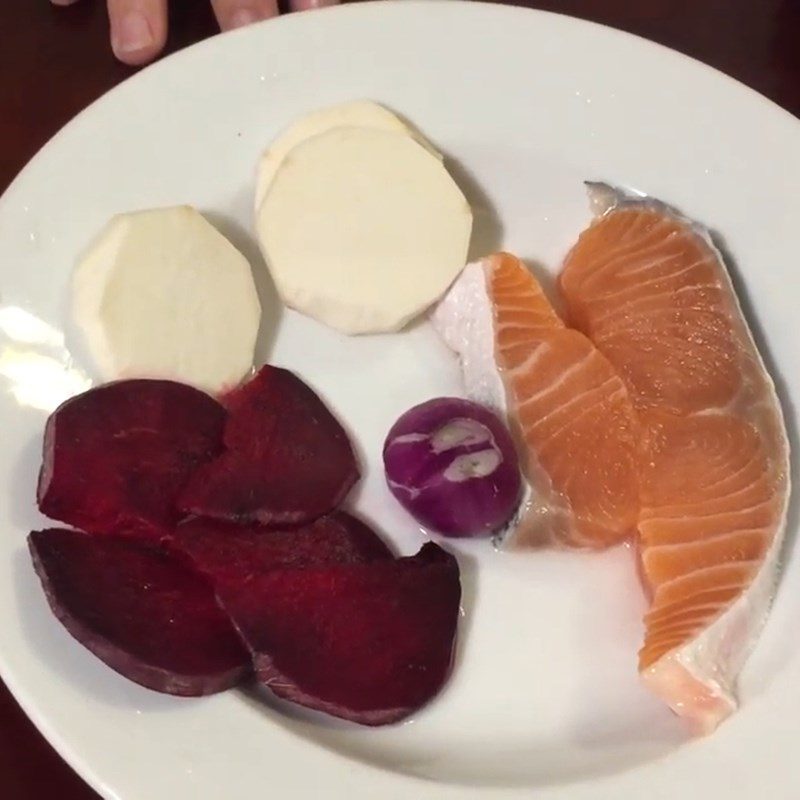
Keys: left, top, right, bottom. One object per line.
{"left": 256, "top": 126, "right": 472, "bottom": 335}
{"left": 253, "top": 100, "right": 441, "bottom": 213}
{"left": 73, "top": 205, "right": 261, "bottom": 394}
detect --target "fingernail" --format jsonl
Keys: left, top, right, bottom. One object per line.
{"left": 230, "top": 9, "right": 259, "bottom": 28}
{"left": 114, "top": 11, "right": 154, "bottom": 53}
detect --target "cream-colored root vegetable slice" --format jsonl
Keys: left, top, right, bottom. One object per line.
{"left": 73, "top": 205, "right": 261, "bottom": 394}
{"left": 254, "top": 100, "right": 441, "bottom": 213}
{"left": 256, "top": 126, "right": 472, "bottom": 335}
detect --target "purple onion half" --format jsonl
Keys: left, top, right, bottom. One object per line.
{"left": 383, "top": 397, "right": 522, "bottom": 538}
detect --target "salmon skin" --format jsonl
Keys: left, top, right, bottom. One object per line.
{"left": 561, "top": 183, "right": 791, "bottom": 733}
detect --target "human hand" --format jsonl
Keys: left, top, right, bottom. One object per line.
{"left": 50, "top": 0, "right": 338, "bottom": 66}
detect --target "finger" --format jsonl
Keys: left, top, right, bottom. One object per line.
{"left": 210, "top": 0, "right": 279, "bottom": 32}
{"left": 290, "top": 0, "right": 339, "bottom": 11}
{"left": 107, "top": 0, "right": 168, "bottom": 66}
{"left": 50, "top": 0, "right": 81, "bottom": 6}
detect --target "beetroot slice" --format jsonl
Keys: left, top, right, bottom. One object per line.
{"left": 216, "top": 542, "right": 460, "bottom": 725}
{"left": 179, "top": 366, "right": 359, "bottom": 526}
{"left": 29, "top": 528, "right": 250, "bottom": 696}
{"left": 173, "top": 512, "right": 393, "bottom": 584}
{"left": 37, "top": 380, "right": 225, "bottom": 537}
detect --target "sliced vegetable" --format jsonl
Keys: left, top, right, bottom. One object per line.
{"left": 254, "top": 99, "right": 441, "bottom": 213}
{"left": 383, "top": 397, "right": 521, "bottom": 537}
{"left": 37, "top": 379, "right": 226, "bottom": 537}
{"left": 73, "top": 206, "right": 261, "bottom": 395}
{"left": 173, "top": 511, "right": 394, "bottom": 583}
{"left": 219, "top": 542, "right": 460, "bottom": 725}
{"left": 29, "top": 528, "right": 250, "bottom": 696}
{"left": 179, "top": 365, "right": 359, "bottom": 526}
{"left": 255, "top": 126, "right": 472, "bottom": 334}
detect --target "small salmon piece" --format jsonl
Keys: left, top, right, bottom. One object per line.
{"left": 560, "top": 185, "right": 790, "bottom": 733}
{"left": 434, "top": 253, "right": 640, "bottom": 549}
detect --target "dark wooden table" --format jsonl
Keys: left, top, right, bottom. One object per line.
{"left": 1, "top": 1, "right": 798, "bottom": 797}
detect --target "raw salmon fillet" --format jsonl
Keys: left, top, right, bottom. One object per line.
{"left": 433, "top": 252, "right": 640, "bottom": 548}
{"left": 560, "top": 184, "right": 790, "bottom": 732}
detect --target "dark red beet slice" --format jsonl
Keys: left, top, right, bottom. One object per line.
{"left": 173, "top": 512, "right": 393, "bottom": 583}
{"left": 216, "top": 542, "right": 460, "bottom": 725}
{"left": 29, "top": 528, "right": 249, "bottom": 696}
{"left": 37, "top": 380, "right": 225, "bottom": 537}
{"left": 179, "top": 366, "right": 359, "bottom": 526}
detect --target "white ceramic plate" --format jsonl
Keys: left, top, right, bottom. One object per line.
{"left": 1, "top": 2, "right": 798, "bottom": 798}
